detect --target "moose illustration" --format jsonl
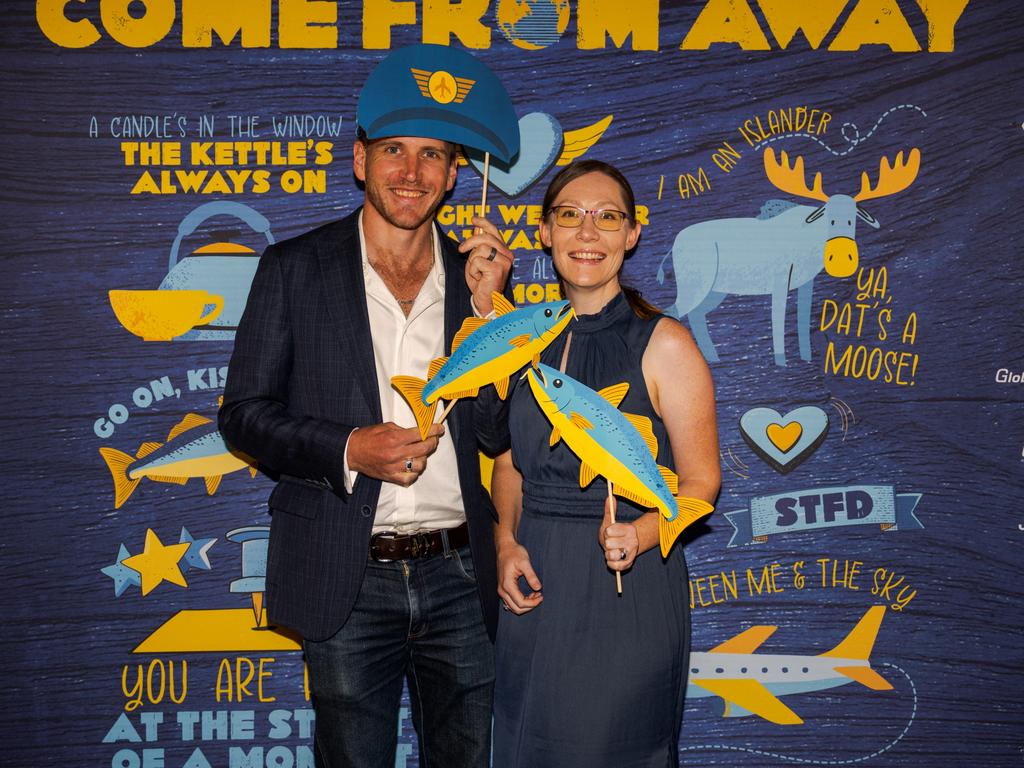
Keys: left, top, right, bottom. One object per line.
{"left": 658, "top": 148, "right": 921, "bottom": 366}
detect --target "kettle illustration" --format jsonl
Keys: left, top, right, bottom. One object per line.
{"left": 158, "top": 201, "right": 275, "bottom": 341}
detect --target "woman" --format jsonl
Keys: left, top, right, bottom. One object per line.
{"left": 491, "top": 160, "right": 721, "bottom": 767}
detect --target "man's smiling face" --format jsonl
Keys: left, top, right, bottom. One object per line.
{"left": 354, "top": 136, "right": 457, "bottom": 231}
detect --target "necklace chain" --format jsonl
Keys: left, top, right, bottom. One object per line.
{"left": 368, "top": 253, "right": 430, "bottom": 309}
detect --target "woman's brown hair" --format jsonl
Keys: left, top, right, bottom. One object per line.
{"left": 541, "top": 160, "right": 661, "bottom": 320}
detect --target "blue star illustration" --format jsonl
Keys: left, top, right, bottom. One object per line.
{"left": 101, "top": 543, "right": 142, "bottom": 597}
{"left": 178, "top": 526, "right": 217, "bottom": 572}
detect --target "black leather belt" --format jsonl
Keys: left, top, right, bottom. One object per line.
{"left": 369, "top": 523, "right": 468, "bottom": 562}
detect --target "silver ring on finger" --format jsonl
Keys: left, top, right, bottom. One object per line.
{"left": 501, "top": 601, "right": 511, "bottom": 612}
{"left": 404, "top": 458, "right": 414, "bottom": 473}
{"left": 487, "top": 246, "right": 498, "bottom": 262}
{"left": 620, "top": 548, "right": 628, "bottom": 561}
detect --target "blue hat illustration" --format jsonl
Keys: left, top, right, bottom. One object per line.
{"left": 357, "top": 44, "right": 520, "bottom": 163}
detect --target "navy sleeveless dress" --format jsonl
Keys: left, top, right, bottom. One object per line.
{"left": 493, "top": 292, "right": 691, "bottom": 768}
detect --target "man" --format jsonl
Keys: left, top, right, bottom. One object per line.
{"left": 219, "top": 46, "right": 517, "bottom": 767}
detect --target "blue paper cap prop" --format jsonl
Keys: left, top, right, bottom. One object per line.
{"left": 357, "top": 44, "right": 520, "bottom": 164}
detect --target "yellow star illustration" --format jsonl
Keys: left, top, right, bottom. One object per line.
{"left": 123, "top": 529, "right": 190, "bottom": 596}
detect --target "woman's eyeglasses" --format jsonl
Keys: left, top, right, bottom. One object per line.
{"left": 549, "top": 205, "right": 630, "bottom": 232}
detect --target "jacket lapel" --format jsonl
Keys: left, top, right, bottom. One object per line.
{"left": 441, "top": 232, "right": 469, "bottom": 441}
{"left": 318, "top": 210, "right": 382, "bottom": 422}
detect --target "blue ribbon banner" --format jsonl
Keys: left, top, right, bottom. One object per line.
{"left": 725, "top": 485, "right": 923, "bottom": 547}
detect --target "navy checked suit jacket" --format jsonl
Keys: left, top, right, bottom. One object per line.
{"left": 219, "top": 208, "right": 508, "bottom": 642}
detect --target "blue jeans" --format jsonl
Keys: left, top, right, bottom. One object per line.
{"left": 304, "top": 544, "right": 494, "bottom": 768}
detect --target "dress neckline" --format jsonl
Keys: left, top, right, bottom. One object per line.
{"left": 571, "top": 291, "right": 629, "bottom": 334}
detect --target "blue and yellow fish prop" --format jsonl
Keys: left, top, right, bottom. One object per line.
{"left": 527, "top": 363, "right": 714, "bottom": 556}
{"left": 393, "top": 293, "right": 574, "bottom": 439}
{"left": 99, "top": 413, "right": 257, "bottom": 509}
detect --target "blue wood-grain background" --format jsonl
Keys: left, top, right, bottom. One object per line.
{"left": 1, "top": 2, "right": 1022, "bottom": 765}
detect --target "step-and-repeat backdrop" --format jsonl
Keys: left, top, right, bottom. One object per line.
{"left": 3, "top": 2, "right": 1022, "bottom": 766}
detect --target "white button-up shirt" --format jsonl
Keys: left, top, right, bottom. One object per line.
{"left": 345, "top": 213, "right": 466, "bottom": 534}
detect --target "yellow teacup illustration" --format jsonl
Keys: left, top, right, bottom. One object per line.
{"left": 109, "top": 290, "right": 224, "bottom": 342}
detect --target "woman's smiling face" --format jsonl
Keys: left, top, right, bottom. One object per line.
{"left": 539, "top": 171, "right": 641, "bottom": 302}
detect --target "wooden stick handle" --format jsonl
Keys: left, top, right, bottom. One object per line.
{"left": 608, "top": 481, "right": 623, "bottom": 595}
{"left": 479, "top": 152, "right": 490, "bottom": 219}
{"left": 436, "top": 398, "right": 458, "bottom": 425}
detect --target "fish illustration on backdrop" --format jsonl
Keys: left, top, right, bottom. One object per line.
{"left": 392, "top": 292, "right": 574, "bottom": 439}
{"left": 99, "top": 413, "right": 257, "bottom": 509}
{"left": 526, "top": 363, "right": 713, "bottom": 556}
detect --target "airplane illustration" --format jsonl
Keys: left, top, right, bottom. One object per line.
{"left": 687, "top": 606, "right": 892, "bottom": 724}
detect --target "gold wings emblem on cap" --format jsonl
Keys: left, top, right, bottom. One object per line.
{"left": 411, "top": 68, "right": 475, "bottom": 105}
